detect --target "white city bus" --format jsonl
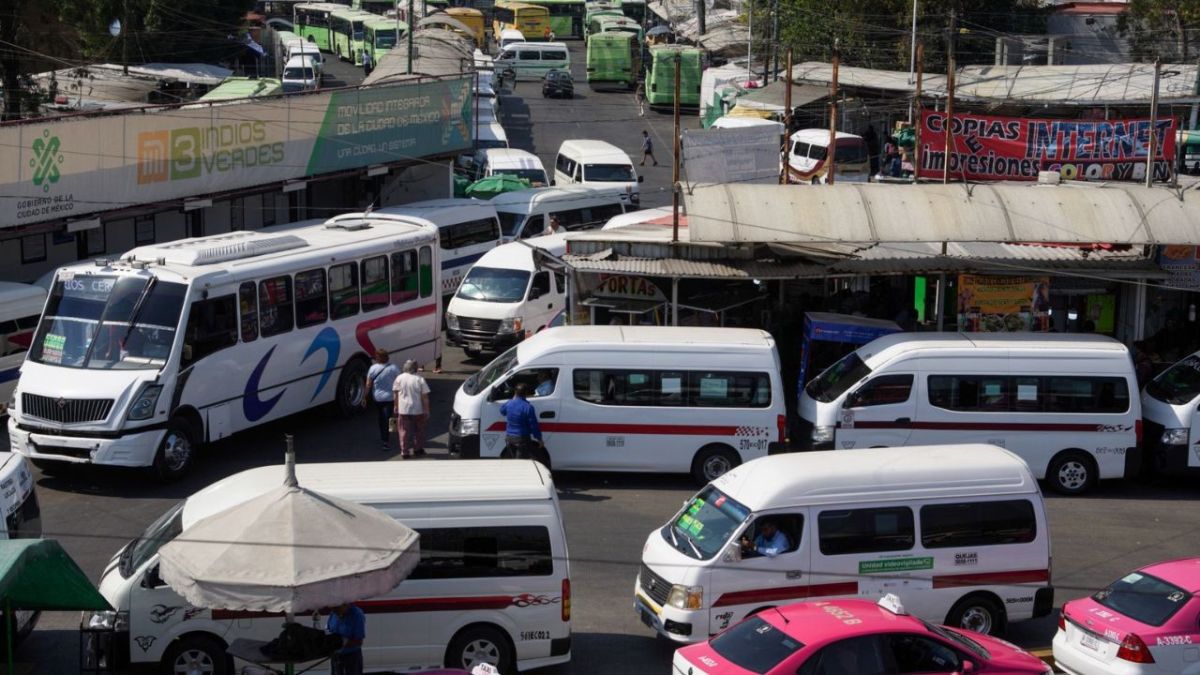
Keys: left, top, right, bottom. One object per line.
{"left": 8, "top": 214, "right": 440, "bottom": 480}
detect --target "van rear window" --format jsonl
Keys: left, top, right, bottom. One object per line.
{"left": 920, "top": 500, "right": 1036, "bottom": 549}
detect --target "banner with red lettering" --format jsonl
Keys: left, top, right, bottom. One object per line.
{"left": 917, "top": 111, "right": 1176, "bottom": 182}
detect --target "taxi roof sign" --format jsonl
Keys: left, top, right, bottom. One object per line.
{"left": 878, "top": 593, "right": 907, "bottom": 615}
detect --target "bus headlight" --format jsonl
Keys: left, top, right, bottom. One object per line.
{"left": 667, "top": 585, "right": 703, "bottom": 610}
{"left": 460, "top": 417, "right": 480, "bottom": 435}
{"left": 446, "top": 312, "right": 459, "bottom": 331}
{"left": 83, "top": 610, "right": 129, "bottom": 632}
{"left": 499, "top": 316, "right": 523, "bottom": 334}
{"left": 127, "top": 385, "right": 163, "bottom": 421}
{"left": 1162, "top": 428, "right": 1189, "bottom": 445}
{"left": 811, "top": 425, "right": 834, "bottom": 443}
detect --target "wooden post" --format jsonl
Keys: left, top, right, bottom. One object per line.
{"left": 827, "top": 38, "right": 839, "bottom": 185}
{"left": 781, "top": 48, "right": 793, "bottom": 184}
{"left": 672, "top": 53, "right": 682, "bottom": 242}
{"left": 942, "top": 9, "right": 955, "bottom": 184}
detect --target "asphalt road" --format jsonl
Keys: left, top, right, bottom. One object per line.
{"left": 14, "top": 42, "right": 1200, "bottom": 673}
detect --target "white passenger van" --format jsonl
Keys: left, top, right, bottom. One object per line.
{"left": 798, "top": 333, "right": 1141, "bottom": 495}
{"left": 282, "top": 54, "right": 320, "bottom": 92}
{"left": 498, "top": 28, "right": 526, "bottom": 50}
{"left": 445, "top": 234, "right": 566, "bottom": 357}
{"left": 1142, "top": 349, "right": 1200, "bottom": 475}
{"left": 0, "top": 282, "right": 46, "bottom": 415}
{"left": 553, "top": 139, "right": 643, "bottom": 207}
{"left": 496, "top": 42, "right": 570, "bottom": 80}
{"left": 635, "top": 445, "right": 1053, "bottom": 644}
{"left": 787, "top": 129, "right": 870, "bottom": 184}
{"left": 492, "top": 185, "right": 629, "bottom": 241}
{"left": 375, "top": 199, "right": 502, "bottom": 301}
{"left": 9, "top": 214, "right": 441, "bottom": 480}
{"left": 474, "top": 148, "right": 550, "bottom": 187}
{"left": 84, "top": 459, "right": 571, "bottom": 674}
{"left": 477, "top": 120, "right": 509, "bottom": 151}
{"left": 451, "top": 326, "right": 786, "bottom": 481}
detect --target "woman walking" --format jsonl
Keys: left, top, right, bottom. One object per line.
{"left": 364, "top": 349, "right": 400, "bottom": 451}
{"left": 393, "top": 359, "right": 431, "bottom": 458}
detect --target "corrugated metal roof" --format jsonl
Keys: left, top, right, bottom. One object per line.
{"left": 684, "top": 182, "right": 1200, "bottom": 245}
{"left": 564, "top": 255, "right": 827, "bottom": 279}
{"left": 734, "top": 82, "right": 827, "bottom": 111}
{"left": 788, "top": 62, "right": 946, "bottom": 95}
{"left": 364, "top": 29, "right": 474, "bottom": 83}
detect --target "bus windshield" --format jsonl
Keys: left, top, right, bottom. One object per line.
{"left": 374, "top": 30, "right": 398, "bottom": 48}
{"left": 28, "top": 275, "right": 187, "bottom": 370}
{"left": 456, "top": 267, "right": 530, "bottom": 303}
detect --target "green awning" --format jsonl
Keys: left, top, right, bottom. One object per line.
{"left": 0, "top": 539, "right": 110, "bottom": 611}
{"left": 466, "top": 175, "right": 532, "bottom": 199}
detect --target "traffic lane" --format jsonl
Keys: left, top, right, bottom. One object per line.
{"left": 499, "top": 41, "right": 694, "bottom": 210}
{"left": 320, "top": 52, "right": 365, "bottom": 89}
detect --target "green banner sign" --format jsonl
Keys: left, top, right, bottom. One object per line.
{"left": 859, "top": 557, "right": 934, "bottom": 574}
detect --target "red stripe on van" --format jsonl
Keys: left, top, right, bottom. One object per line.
{"left": 711, "top": 582, "right": 859, "bottom": 608}
{"left": 484, "top": 422, "right": 741, "bottom": 435}
{"left": 931, "top": 569, "right": 1050, "bottom": 590}
{"left": 851, "top": 421, "right": 1119, "bottom": 433}
{"left": 355, "top": 302, "right": 437, "bottom": 354}
{"left": 211, "top": 595, "right": 522, "bottom": 620}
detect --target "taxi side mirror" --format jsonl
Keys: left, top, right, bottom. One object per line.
{"left": 959, "top": 660, "right": 976, "bottom": 674}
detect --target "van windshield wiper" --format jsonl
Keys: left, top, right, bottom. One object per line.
{"left": 679, "top": 531, "right": 702, "bottom": 558}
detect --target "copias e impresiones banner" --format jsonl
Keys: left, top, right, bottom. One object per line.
{"left": 917, "top": 111, "right": 1176, "bottom": 183}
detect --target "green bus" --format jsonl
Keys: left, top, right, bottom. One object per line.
{"left": 330, "top": 8, "right": 376, "bottom": 63}
{"left": 584, "top": 5, "right": 622, "bottom": 39}
{"left": 293, "top": 2, "right": 348, "bottom": 51}
{"left": 363, "top": 16, "right": 404, "bottom": 61}
{"left": 645, "top": 44, "right": 701, "bottom": 108}
{"left": 198, "top": 77, "right": 284, "bottom": 102}
{"left": 618, "top": 0, "right": 645, "bottom": 24}
{"left": 520, "top": 0, "right": 585, "bottom": 38}
{"left": 595, "top": 13, "right": 642, "bottom": 42}
{"left": 586, "top": 32, "right": 639, "bottom": 89}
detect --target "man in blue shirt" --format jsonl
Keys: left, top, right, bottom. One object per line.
{"left": 326, "top": 602, "right": 365, "bottom": 675}
{"left": 499, "top": 383, "right": 542, "bottom": 459}
{"left": 740, "top": 520, "right": 789, "bottom": 558}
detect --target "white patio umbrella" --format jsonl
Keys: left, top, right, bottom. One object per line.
{"left": 158, "top": 436, "right": 420, "bottom": 670}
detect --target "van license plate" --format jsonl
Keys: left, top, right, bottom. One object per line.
{"left": 639, "top": 607, "right": 655, "bottom": 629}
{"left": 467, "top": 342, "right": 483, "bottom": 352}
{"left": 1079, "top": 633, "right": 1102, "bottom": 652}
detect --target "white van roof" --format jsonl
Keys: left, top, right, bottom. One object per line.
{"left": 481, "top": 148, "right": 543, "bottom": 170}
{"left": 499, "top": 28, "right": 525, "bottom": 41}
{"left": 491, "top": 185, "right": 628, "bottom": 213}
{"left": 712, "top": 117, "right": 785, "bottom": 131}
{"left": 558, "top": 139, "right": 633, "bottom": 165}
{"left": 790, "top": 129, "right": 862, "bottom": 144}
{"left": 714, "top": 444, "right": 1037, "bottom": 511}
{"left": 515, "top": 326, "right": 776, "bottom": 362}
{"left": 857, "top": 332, "right": 1130, "bottom": 367}
{"left": 478, "top": 121, "right": 507, "bottom": 143}
{"left": 376, "top": 198, "right": 498, "bottom": 227}
{"left": 602, "top": 206, "right": 672, "bottom": 230}
{"left": 472, "top": 234, "right": 567, "bottom": 271}
{"left": 0, "top": 282, "right": 46, "bottom": 318}
{"left": 182, "top": 459, "right": 554, "bottom": 528}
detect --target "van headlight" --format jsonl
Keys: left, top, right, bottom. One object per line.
{"left": 446, "top": 312, "right": 459, "bottom": 331}
{"left": 83, "top": 610, "right": 129, "bottom": 632}
{"left": 460, "top": 417, "right": 480, "bottom": 435}
{"left": 811, "top": 425, "right": 834, "bottom": 443}
{"left": 127, "top": 384, "right": 164, "bottom": 421}
{"left": 1162, "top": 428, "right": 1189, "bottom": 445}
{"left": 667, "top": 584, "right": 703, "bottom": 610}
{"left": 499, "top": 316, "right": 523, "bottom": 334}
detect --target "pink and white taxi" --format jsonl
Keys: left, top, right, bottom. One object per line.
{"left": 1054, "top": 557, "right": 1200, "bottom": 674}
{"left": 673, "top": 595, "right": 1051, "bottom": 675}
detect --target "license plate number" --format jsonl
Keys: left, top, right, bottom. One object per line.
{"left": 1079, "top": 632, "right": 1102, "bottom": 652}
{"left": 468, "top": 342, "right": 483, "bottom": 351}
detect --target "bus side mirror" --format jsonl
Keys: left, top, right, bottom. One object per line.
{"left": 141, "top": 565, "right": 165, "bottom": 589}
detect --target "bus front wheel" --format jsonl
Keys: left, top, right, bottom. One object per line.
{"left": 152, "top": 418, "right": 198, "bottom": 482}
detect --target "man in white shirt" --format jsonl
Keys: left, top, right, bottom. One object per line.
{"left": 392, "top": 360, "right": 431, "bottom": 458}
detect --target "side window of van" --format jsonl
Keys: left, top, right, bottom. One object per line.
{"left": 691, "top": 371, "right": 771, "bottom": 408}
{"left": 818, "top": 506, "right": 914, "bottom": 556}
{"left": 743, "top": 514, "right": 803, "bottom": 557}
{"left": 329, "top": 263, "right": 360, "bottom": 319}
{"left": 494, "top": 368, "right": 559, "bottom": 400}
{"left": 920, "top": 500, "right": 1036, "bottom": 548}
{"left": 182, "top": 295, "right": 238, "bottom": 367}
{"left": 529, "top": 271, "right": 551, "bottom": 299}
{"left": 846, "top": 374, "right": 913, "bottom": 408}
{"left": 239, "top": 282, "right": 258, "bottom": 342}
{"left": 554, "top": 207, "right": 587, "bottom": 230}
{"left": 517, "top": 49, "right": 541, "bottom": 61}
{"left": 442, "top": 219, "right": 499, "bottom": 250}
{"left": 547, "top": 49, "right": 567, "bottom": 61}
{"left": 519, "top": 215, "right": 545, "bottom": 239}
{"left": 361, "top": 256, "right": 389, "bottom": 312}
{"left": 259, "top": 276, "right": 294, "bottom": 338}
{"left": 928, "top": 375, "right": 1129, "bottom": 414}
{"left": 409, "top": 526, "right": 553, "bottom": 579}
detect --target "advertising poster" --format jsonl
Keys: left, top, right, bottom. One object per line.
{"left": 1158, "top": 245, "right": 1200, "bottom": 289}
{"left": 957, "top": 274, "right": 1051, "bottom": 332}
{"left": 918, "top": 111, "right": 1176, "bottom": 183}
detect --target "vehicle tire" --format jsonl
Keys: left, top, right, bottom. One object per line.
{"left": 945, "top": 594, "right": 1006, "bottom": 636}
{"left": 1047, "top": 450, "right": 1096, "bottom": 496}
{"left": 151, "top": 418, "right": 198, "bottom": 482}
{"left": 691, "top": 444, "right": 740, "bottom": 484}
{"left": 159, "top": 634, "right": 230, "bottom": 675}
{"left": 534, "top": 446, "right": 552, "bottom": 471}
{"left": 445, "top": 625, "right": 514, "bottom": 674}
{"left": 335, "top": 357, "right": 369, "bottom": 418}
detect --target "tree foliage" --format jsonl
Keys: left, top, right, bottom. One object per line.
{"left": 1117, "top": 0, "right": 1200, "bottom": 61}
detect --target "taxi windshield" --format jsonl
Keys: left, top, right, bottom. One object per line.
{"left": 710, "top": 615, "right": 804, "bottom": 673}
{"left": 663, "top": 486, "right": 749, "bottom": 560}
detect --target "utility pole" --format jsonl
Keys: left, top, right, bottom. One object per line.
{"left": 771, "top": 0, "right": 780, "bottom": 81}
{"left": 942, "top": 9, "right": 956, "bottom": 184}
{"left": 407, "top": 0, "right": 416, "bottom": 74}
{"left": 781, "top": 48, "right": 793, "bottom": 184}
{"left": 914, "top": 41, "right": 923, "bottom": 179}
{"left": 908, "top": 0, "right": 918, "bottom": 84}
{"left": 746, "top": 0, "right": 753, "bottom": 85}
{"left": 672, "top": 54, "right": 682, "bottom": 243}
{"left": 1147, "top": 57, "right": 1162, "bottom": 188}
{"left": 827, "top": 38, "right": 839, "bottom": 185}
{"left": 122, "top": 0, "right": 130, "bottom": 76}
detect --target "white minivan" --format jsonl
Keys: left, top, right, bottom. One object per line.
{"left": 83, "top": 459, "right": 571, "bottom": 674}
{"left": 496, "top": 42, "right": 570, "bottom": 80}
{"left": 492, "top": 185, "right": 629, "bottom": 241}
{"left": 450, "top": 326, "right": 787, "bottom": 482}
{"left": 281, "top": 54, "right": 320, "bottom": 92}
{"left": 0, "top": 282, "right": 46, "bottom": 415}
{"left": 445, "top": 234, "right": 566, "bottom": 357}
{"left": 798, "top": 332, "right": 1142, "bottom": 495}
{"left": 635, "top": 444, "right": 1054, "bottom": 643}
{"left": 553, "top": 139, "right": 643, "bottom": 207}
{"left": 1142, "top": 349, "right": 1200, "bottom": 475}
{"left": 498, "top": 28, "right": 525, "bottom": 50}
{"left": 474, "top": 148, "right": 550, "bottom": 187}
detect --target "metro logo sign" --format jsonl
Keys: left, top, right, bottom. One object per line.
{"left": 137, "top": 130, "right": 170, "bottom": 184}
{"left": 137, "top": 121, "right": 285, "bottom": 185}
